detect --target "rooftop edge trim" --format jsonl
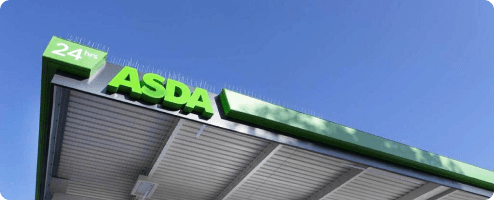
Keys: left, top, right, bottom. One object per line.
{"left": 219, "top": 88, "right": 494, "bottom": 191}
{"left": 36, "top": 36, "right": 108, "bottom": 200}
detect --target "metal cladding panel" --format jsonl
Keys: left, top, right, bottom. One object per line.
{"left": 442, "top": 191, "right": 489, "bottom": 200}
{"left": 414, "top": 186, "right": 450, "bottom": 200}
{"left": 48, "top": 66, "right": 494, "bottom": 198}
{"left": 57, "top": 90, "right": 180, "bottom": 200}
{"left": 48, "top": 90, "right": 493, "bottom": 200}
{"left": 149, "top": 119, "right": 272, "bottom": 200}
{"left": 225, "top": 146, "right": 356, "bottom": 200}
{"left": 323, "top": 168, "right": 426, "bottom": 200}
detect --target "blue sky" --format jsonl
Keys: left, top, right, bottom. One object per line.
{"left": 1, "top": 0, "right": 494, "bottom": 199}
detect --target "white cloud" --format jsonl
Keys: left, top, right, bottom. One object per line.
{"left": 0, "top": 192, "right": 7, "bottom": 200}
{"left": 488, "top": 0, "right": 494, "bottom": 8}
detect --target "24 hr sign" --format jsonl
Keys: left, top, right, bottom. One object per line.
{"left": 42, "top": 36, "right": 108, "bottom": 78}
{"left": 106, "top": 66, "right": 214, "bottom": 119}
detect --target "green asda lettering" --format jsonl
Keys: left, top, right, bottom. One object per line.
{"left": 106, "top": 66, "right": 214, "bottom": 118}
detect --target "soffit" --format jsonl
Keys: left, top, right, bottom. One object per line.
{"left": 56, "top": 90, "right": 180, "bottom": 200}
{"left": 50, "top": 89, "right": 491, "bottom": 200}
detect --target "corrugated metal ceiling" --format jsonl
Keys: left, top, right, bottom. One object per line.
{"left": 57, "top": 90, "right": 180, "bottom": 200}
{"left": 48, "top": 89, "right": 490, "bottom": 200}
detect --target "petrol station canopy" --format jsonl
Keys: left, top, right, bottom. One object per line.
{"left": 36, "top": 36, "right": 494, "bottom": 200}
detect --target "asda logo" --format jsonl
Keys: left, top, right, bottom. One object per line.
{"left": 106, "top": 66, "right": 214, "bottom": 118}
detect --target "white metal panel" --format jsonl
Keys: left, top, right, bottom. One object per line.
{"left": 394, "top": 182, "right": 441, "bottom": 200}
{"left": 442, "top": 190, "right": 489, "bottom": 200}
{"left": 414, "top": 186, "right": 450, "bottom": 200}
{"left": 225, "top": 145, "right": 357, "bottom": 200}
{"left": 57, "top": 90, "right": 180, "bottom": 200}
{"left": 323, "top": 168, "right": 426, "bottom": 200}
{"left": 149, "top": 119, "right": 272, "bottom": 200}
{"left": 53, "top": 90, "right": 492, "bottom": 200}
{"left": 214, "top": 143, "right": 282, "bottom": 200}
{"left": 307, "top": 167, "right": 367, "bottom": 200}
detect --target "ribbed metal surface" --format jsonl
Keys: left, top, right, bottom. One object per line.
{"left": 323, "top": 168, "right": 426, "bottom": 200}
{"left": 56, "top": 90, "right": 180, "bottom": 200}
{"left": 51, "top": 90, "right": 491, "bottom": 200}
{"left": 224, "top": 145, "right": 356, "bottom": 200}
{"left": 414, "top": 186, "right": 450, "bottom": 200}
{"left": 442, "top": 191, "right": 488, "bottom": 200}
{"left": 149, "top": 119, "right": 272, "bottom": 200}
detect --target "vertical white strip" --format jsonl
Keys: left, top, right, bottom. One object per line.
{"left": 307, "top": 167, "right": 368, "bottom": 200}
{"left": 214, "top": 143, "right": 283, "bottom": 200}
{"left": 195, "top": 125, "right": 206, "bottom": 138}
{"left": 394, "top": 182, "right": 441, "bottom": 200}
{"left": 428, "top": 189, "right": 457, "bottom": 200}
{"left": 148, "top": 118, "right": 184, "bottom": 177}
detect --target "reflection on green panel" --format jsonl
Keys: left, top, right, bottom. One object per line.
{"left": 219, "top": 89, "right": 494, "bottom": 191}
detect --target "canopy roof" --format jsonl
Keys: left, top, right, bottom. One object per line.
{"left": 36, "top": 36, "right": 494, "bottom": 200}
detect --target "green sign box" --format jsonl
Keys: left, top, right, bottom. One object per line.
{"left": 42, "top": 36, "right": 108, "bottom": 77}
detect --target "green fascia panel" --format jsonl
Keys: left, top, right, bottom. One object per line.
{"left": 36, "top": 36, "right": 107, "bottom": 200}
{"left": 219, "top": 89, "right": 494, "bottom": 191}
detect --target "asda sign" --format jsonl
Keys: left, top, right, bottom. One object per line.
{"left": 106, "top": 66, "right": 214, "bottom": 118}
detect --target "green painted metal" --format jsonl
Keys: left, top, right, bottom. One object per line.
{"left": 184, "top": 87, "right": 214, "bottom": 118}
{"left": 162, "top": 78, "right": 191, "bottom": 110}
{"left": 42, "top": 36, "right": 108, "bottom": 77}
{"left": 141, "top": 73, "right": 167, "bottom": 104}
{"left": 219, "top": 89, "right": 494, "bottom": 191}
{"left": 107, "top": 66, "right": 143, "bottom": 99}
{"left": 36, "top": 36, "right": 107, "bottom": 200}
{"left": 106, "top": 66, "right": 214, "bottom": 118}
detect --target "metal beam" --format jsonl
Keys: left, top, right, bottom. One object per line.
{"left": 213, "top": 143, "right": 283, "bottom": 200}
{"left": 427, "top": 188, "right": 457, "bottom": 200}
{"left": 52, "top": 193, "right": 105, "bottom": 200}
{"left": 49, "top": 178, "right": 70, "bottom": 195}
{"left": 147, "top": 118, "right": 184, "bottom": 177}
{"left": 394, "top": 182, "right": 441, "bottom": 200}
{"left": 44, "top": 86, "right": 70, "bottom": 200}
{"left": 306, "top": 166, "right": 368, "bottom": 200}
{"left": 195, "top": 124, "right": 206, "bottom": 138}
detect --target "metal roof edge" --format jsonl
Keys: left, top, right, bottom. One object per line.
{"left": 219, "top": 89, "right": 494, "bottom": 192}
